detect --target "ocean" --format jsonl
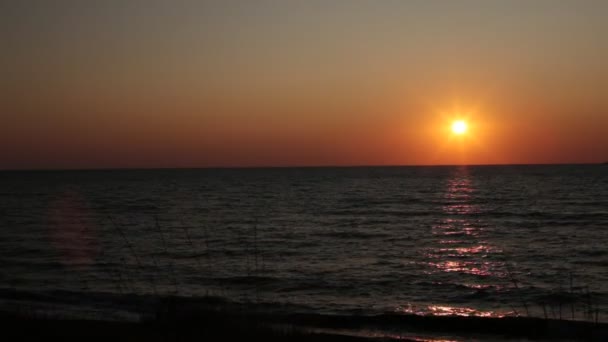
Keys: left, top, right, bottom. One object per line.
{"left": 1, "top": 165, "right": 607, "bottom": 323}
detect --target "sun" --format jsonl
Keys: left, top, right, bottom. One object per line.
{"left": 451, "top": 120, "right": 468, "bottom": 135}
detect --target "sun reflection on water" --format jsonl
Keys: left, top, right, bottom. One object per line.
{"left": 396, "top": 169, "right": 518, "bottom": 319}
{"left": 427, "top": 260, "right": 497, "bottom": 276}
{"left": 425, "top": 168, "right": 506, "bottom": 278}
{"left": 396, "top": 303, "right": 513, "bottom": 318}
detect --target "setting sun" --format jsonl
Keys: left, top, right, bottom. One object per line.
{"left": 452, "top": 120, "right": 468, "bottom": 135}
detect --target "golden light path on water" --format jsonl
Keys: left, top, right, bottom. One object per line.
{"left": 397, "top": 167, "right": 512, "bottom": 318}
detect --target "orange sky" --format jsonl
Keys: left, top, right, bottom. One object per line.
{"left": 2, "top": 1, "right": 607, "bottom": 169}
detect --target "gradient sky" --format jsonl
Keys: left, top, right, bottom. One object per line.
{"left": 2, "top": 0, "right": 607, "bottom": 169}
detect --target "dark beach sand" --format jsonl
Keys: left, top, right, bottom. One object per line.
{"left": 3, "top": 297, "right": 608, "bottom": 341}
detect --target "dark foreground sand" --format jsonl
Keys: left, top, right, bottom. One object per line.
{"left": 2, "top": 297, "right": 608, "bottom": 341}
{"left": 1, "top": 315, "right": 371, "bottom": 342}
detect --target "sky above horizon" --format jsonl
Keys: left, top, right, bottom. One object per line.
{"left": 2, "top": 0, "right": 607, "bottom": 169}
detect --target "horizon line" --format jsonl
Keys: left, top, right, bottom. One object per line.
{"left": 0, "top": 161, "right": 604, "bottom": 172}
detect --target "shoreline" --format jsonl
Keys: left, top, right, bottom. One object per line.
{"left": 3, "top": 296, "right": 608, "bottom": 341}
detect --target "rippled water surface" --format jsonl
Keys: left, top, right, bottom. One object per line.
{"left": 1, "top": 165, "right": 607, "bottom": 320}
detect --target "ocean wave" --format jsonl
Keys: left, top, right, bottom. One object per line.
{"left": 313, "top": 231, "right": 391, "bottom": 240}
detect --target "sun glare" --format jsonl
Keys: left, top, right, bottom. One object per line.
{"left": 451, "top": 120, "right": 468, "bottom": 135}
